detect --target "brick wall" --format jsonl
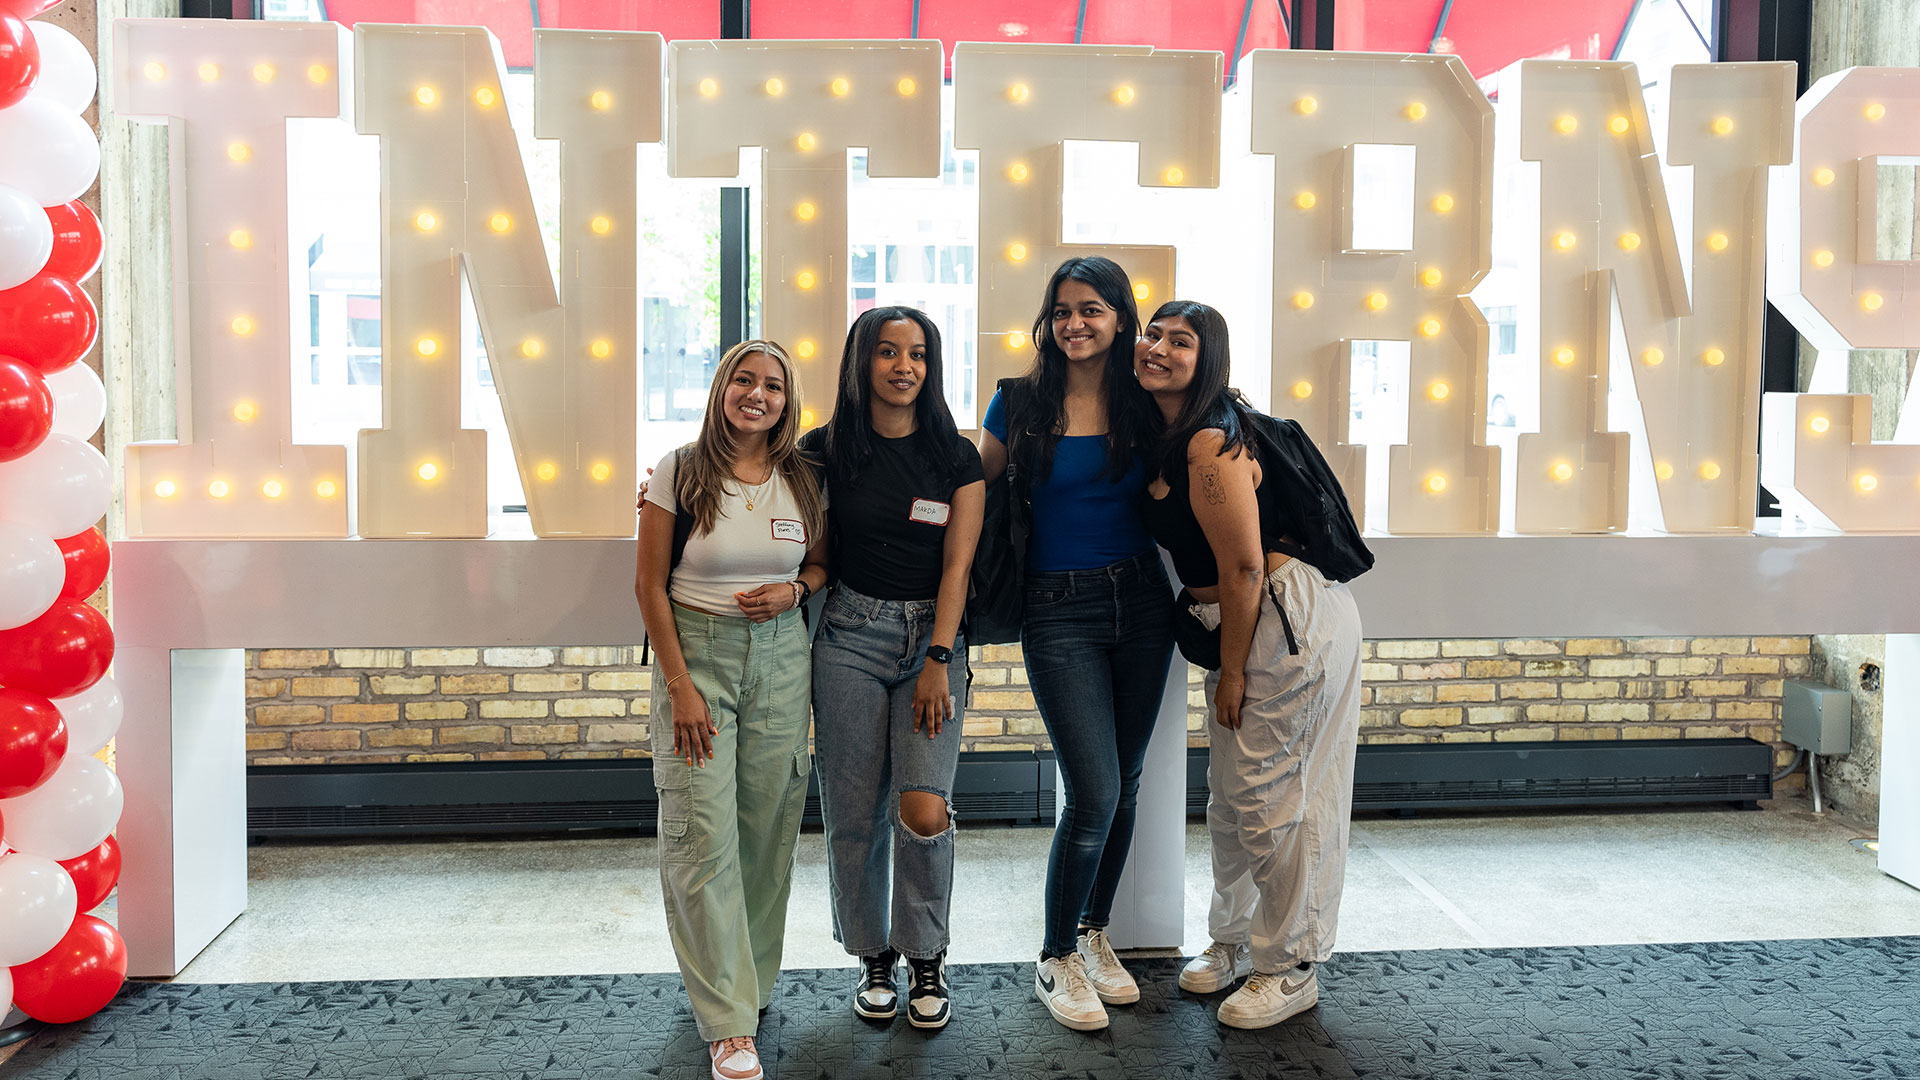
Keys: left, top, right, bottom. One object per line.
{"left": 245, "top": 636, "right": 1809, "bottom": 770}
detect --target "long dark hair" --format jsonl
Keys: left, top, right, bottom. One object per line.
{"left": 1009, "top": 256, "right": 1153, "bottom": 482}
{"left": 821, "top": 305, "right": 968, "bottom": 486}
{"left": 1144, "top": 300, "right": 1256, "bottom": 481}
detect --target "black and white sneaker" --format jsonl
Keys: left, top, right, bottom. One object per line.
{"left": 906, "top": 953, "right": 951, "bottom": 1029}
{"left": 854, "top": 949, "right": 899, "bottom": 1020}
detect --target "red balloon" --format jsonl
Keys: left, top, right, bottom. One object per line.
{"left": 42, "top": 202, "right": 103, "bottom": 285}
{"left": 0, "top": 354, "right": 52, "bottom": 462}
{"left": 53, "top": 527, "right": 107, "bottom": 601}
{"left": 8, "top": 914, "right": 128, "bottom": 1024}
{"left": 0, "top": 11, "right": 37, "bottom": 112}
{"left": 0, "top": 273, "right": 98, "bottom": 376}
{"left": 0, "top": 599, "right": 113, "bottom": 699}
{"left": 0, "top": 686, "right": 66, "bottom": 799}
{"left": 57, "top": 835, "right": 120, "bottom": 912}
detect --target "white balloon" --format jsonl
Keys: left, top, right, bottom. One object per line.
{"left": 0, "top": 522, "right": 62, "bottom": 631}
{"left": 0, "top": 853, "right": 78, "bottom": 966}
{"left": 25, "top": 23, "right": 96, "bottom": 114}
{"left": 0, "top": 754, "right": 123, "bottom": 861}
{"left": 0, "top": 182, "right": 53, "bottom": 290}
{"left": 45, "top": 360, "right": 105, "bottom": 441}
{"left": 0, "top": 100, "right": 100, "bottom": 207}
{"left": 54, "top": 675, "right": 122, "bottom": 756}
{"left": 0, "top": 966, "right": 11, "bottom": 1018}
{"left": 0, "top": 434, "right": 111, "bottom": 537}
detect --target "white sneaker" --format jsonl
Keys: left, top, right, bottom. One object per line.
{"left": 709, "top": 1036, "right": 764, "bottom": 1080}
{"left": 1179, "top": 941, "right": 1252, "bottom": 994}
{"left": 1074, "top": 928, "right": 1140, "bottom": 1005}
{"left": 1034, "top": 953, "right": 1109, "bottom": 1031}
{"left": 1217, "top": 965, "right": 1319, "bottom": 1029}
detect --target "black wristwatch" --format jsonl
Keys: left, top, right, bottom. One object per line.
{"left": 796, "top": 579, "right": 813, "bottom": 604}
{"left": 925, "top": 644, "right": 954, "bottom": 665}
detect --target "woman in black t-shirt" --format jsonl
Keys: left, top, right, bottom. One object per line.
{"left": 799, "top": 306, "right": 984, "bottom": 1031}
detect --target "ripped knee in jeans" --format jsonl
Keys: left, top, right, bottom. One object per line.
{"left": 897, "top": 788, "right": 953, "bottom": 839}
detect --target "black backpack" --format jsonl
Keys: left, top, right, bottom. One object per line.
{"left": 964, "top": 379, "right": 1033, "bottom": 646}
{"left": 1239, "top": 409, "right": 1373, "bottom": 583}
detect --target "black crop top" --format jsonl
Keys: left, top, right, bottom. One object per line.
{"left": 1141, "top": 457, "right": 1300, "bottom": 589}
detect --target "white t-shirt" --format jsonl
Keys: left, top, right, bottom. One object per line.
{"left": 646, "top": 447, "right": 812, "bottom": 614}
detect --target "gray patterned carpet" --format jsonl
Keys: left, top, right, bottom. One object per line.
{"left": 8, "top": 938, "right": 1918, "bottom": 1079}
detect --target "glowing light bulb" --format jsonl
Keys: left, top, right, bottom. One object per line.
{"left": 1296, "top": 96, "right": 1318, "bottom": 114}
{"left": 307, "top": 64, "right": 328, "bottom": 84}
{"left": 1428, "top": 381, "right": 1450, "bottom": 401}
{"left": 1006, "top": 332, "right": 1028, "bottom": 351}
{"left": 416, "top": 337, "right": 439, "bottom": 358}
{"left": 253, "top": 63, "right": 275, "bottom": 83}
{"left": 1812, "top": 249, "right": 1835, "bottom": 268}
{"left": 1641, "top": 347, "right": 1664, "bottom": 366}
{"left": 1432, "top": 194, "right": 1455, "bottom": 213}
{"left": 1426, "top": 474, "right": 1447, "bottom": 494}
{"left": 519, "top": 338, "right": 542, "bottom": 358}
{"left": 801, "top": 409, "right": 818, "bottom": 427}
{"left": 1295, "top": 191, "right": 1317, "bottom": 210}
{"left": 1008, "top": 82, "right": 1030, "bottom": 103}
{"left": 233, "top": 402, "right": 257, "bottom": 422}
{"left": 590, "top": 339, "right": 612, "bottom": 359}
{"left": 1008, "top": 162, "right": 1030, "bottom": 183}
{"left": 1654, "top": 462, "right": 1673, "bottom": 481}
{"left": 1858, "top": 474, "right": 1878, "bottom": 492}
{"left": 1292, "top": 291, "right": 1314, "bottom": 310}
{"left": 590, "top": 90, "right": 612, "bottom": 110}
{"left": 230, "top": 315, "right": 255, "bottom": 336}
{"left": 1707, "top": 232, "right": 1729, "bottom": 252}
{"left": 154, "top": 480, "right": 177, "bottom": 498}
{"left": 1421, "top": 268, "right": 1443, "bottom": 287}
{"left": 1420, "top": 318, "right": 1443, "bottom": 338}
{"left": 698, "top": 78, "right": 719, "bottom": 98}
{"left": 764, "top": 77, "right": 785, "bottom": 96}
{"left": 475, "top": 87, "right": 497, "bottom": 107}
{"left": 209, "top": 480, "right": 231, "bottom": 498}
{"left": 316, "top": 480, "right": 338, "bottom": 497}
{"left": 262, "top": 480, "right": 284, "bottom": 499}
{"left": 199, "top": 62, "right": 220, "bottom": 82}
{"left": 536, "top": 462, "right": 557, "bottom": 482}
{"left": 1405, "top": 101, "right": 1427, "bottom": 121}
{"left": 228, "top": 229, "right": 251, "bottom": 249}
{"left": 1554, "top": 232, "right": 1577, "bottom": 251}
{"left": 796, "top": 201, "right": 817, "bottom": 222}
{"left": 415, "top": 85, "right": 437, "bottom": 106}
{"left": 1365, "top": 292, "right": 1389, "bottom": 312}
{"left": 590, "top": 215, "right": 612, "bottom": 235}
{"left": 1700, "top": 462, "right": 1721, "bottom": 481}
{"left": 797, "top": 132, "right": 818, "bottom": 152}
{"left": 795, "top": 270, "right": 818, "bottom": 290}
{"left": 418, "top": 463, "right": 439, "bottom": 481}
{"left": 823, "top": 77, "right": 850, "bottom": 99}
{"left": 1703, "top": 347, "right": 1726, "bottom": 367}
{"left": 1554, "top": 347, "right": 1575, "bottom": 366}
{"left": 897, "top": 77, "right": 917, "bottom": 96}
{"left": 414, "top": 211, "right": 437, "bottom": 232}
{"left": 1554, "top": 114, "right": 1577, "bottom": 134}
{"left": 1865, "top": 102, "right": 1886, "bottom": 121}
{"left": 1133, "top": 282, "right": 1151, "bottom": 302}
{"left": 591, "top": 463, "right": 612, "bottom": 482}
{"left": 1813, "top": 167, "right": 1835, "bottom": 186}
{"left": 1711, "top": 115, "right": 1733, "bottom": 135}
{"left": 1291, "top": 381, "right": 1313, "bottom": 400}
{"left": 797, "top": 340, "right": 817, "bottom": 358}
{"left": 1862, "top": 292, "right": 1884, "bottom": 311}
{"left": 227, "top": 142, "right": 250, "bottom": 162}
{"left": 489, "top": 213, "right": 511, "bottom": 233}
{"left": 1608, "top": 114, "right": 1630, "bottom": 134}
{"left": 1164, "top": 166, "right": 1185, "bottom": 185}
{"left": 1113, "top": 86, "right": 1135, "bottom": 105}
{"left": 1809, "top": 416, "right": 1830, "bottom": 434}
{"left": 144, "top": 61, "right": 166, "bottom": 81}
{"left": 1007, "top": 242, "right": 1028, "bottom": 262}
{"left": 1618, "top": 232, "right": 1642, "bottom": 251}
{"left": 1551, "top": 463, "right": 1573, "bottom": 482}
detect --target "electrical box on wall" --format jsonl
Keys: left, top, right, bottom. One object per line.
{"left": 1782, "top": 679, "right": 1853, "bottom": 755}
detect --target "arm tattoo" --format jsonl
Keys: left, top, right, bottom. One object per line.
{"left": 1199, "top": 465, "right": 1228, "bottom": 505}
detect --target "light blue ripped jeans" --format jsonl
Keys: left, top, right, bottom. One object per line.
{"left": 811, "top": 584, "right": 967, "bottom": 960}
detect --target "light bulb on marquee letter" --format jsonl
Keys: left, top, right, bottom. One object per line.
{"left": 669, "top": 41, "right": 943, "bottom": 423}
{"left": 954, "top": 43, "right": 1220, "bottom": 414}
{"left": 114, "top": 19, "right": 351, "bottom": 538}
{"left": 1763, "top": 66, "right": 1920, "bottom": 532}
{"left": 1512, "top": 60, "right": 1793, "bottom": 535}
{"left": 354, "top": 26, "right": 663, "bottom": 538}
{"left": 1242, "top": 50, "right": 1497, "bottom": 534}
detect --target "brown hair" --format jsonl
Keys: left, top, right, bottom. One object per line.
{"left": 674, "top": 339, "right": 825, "bottom": 541}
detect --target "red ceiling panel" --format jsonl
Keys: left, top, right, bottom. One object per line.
{"left": 749, "top": 0, "right": 911, "bottom": 41}
{"left": 1332, "top": 0, "right": 1637, "bottom": 81}
{"left": 539, "top": 0, "right": 721, "bottom": 43}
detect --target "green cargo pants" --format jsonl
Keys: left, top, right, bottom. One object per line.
{"left": 652, "top": 603, "right": 813, "bottom": 1041}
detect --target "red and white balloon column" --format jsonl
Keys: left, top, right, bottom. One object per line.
{"left": 0, "top": 0, "right": 128, "bottom": 1027}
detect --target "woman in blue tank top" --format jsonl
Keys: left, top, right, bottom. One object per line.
{"left": 979, "top": 256, "right": 1176, "bottom": 1032}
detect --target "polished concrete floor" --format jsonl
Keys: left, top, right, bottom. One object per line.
{"left": 118, "top": 795, "right": 1918, "bottom": 986}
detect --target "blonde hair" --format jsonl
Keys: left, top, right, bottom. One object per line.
{"left": 675, "top": 339, "right": 826, "bottom": 541}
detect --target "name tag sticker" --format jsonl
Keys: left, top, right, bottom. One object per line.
{"left": 771, "top": 519, "right": 807, "bottom": 543}
{"left": 909, "top": 498, "right": 951, "bottom": 526}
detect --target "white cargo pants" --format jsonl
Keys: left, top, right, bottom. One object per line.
{"left": 1201, "top": 557, "right": 1364, "bottom": 974}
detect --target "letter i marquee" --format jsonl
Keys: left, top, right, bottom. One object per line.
{"left": 115, "top": 20, "right": 352, "bottom": 538}
{"left": 668, "top": 40, "right": 944, "bottom": 420}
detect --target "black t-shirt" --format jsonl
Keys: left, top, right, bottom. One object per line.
{"left": 801, "top": 427, "right": 984, "bottom": 600}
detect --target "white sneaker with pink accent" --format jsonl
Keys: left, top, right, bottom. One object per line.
{"left": 709, "top": 1036, "right": 764, "bottom": 1080}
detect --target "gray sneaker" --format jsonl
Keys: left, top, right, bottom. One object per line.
{"left": 1217, "top": 965, "right": 1319, "bottom": 1029}
{"left": 1075, "top": 928, "right": 1140, "bottom": 1004}
{"left": 1179, "top": 941, "right": 1252, "bottom": 994}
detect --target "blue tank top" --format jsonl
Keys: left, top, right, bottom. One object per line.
{"left": 984, "top": 389, "right": 1156, "bottom": 573}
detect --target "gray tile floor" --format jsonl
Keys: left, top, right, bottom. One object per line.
{"left": 131, "top": 796, "right": 1920, "bottom": 985}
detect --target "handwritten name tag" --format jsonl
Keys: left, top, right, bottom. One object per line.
{"left": 772, "top": 519, "right": 807, "bottom": 543}
{"left": 909, "top": 499, "right": 951, "bottom": 526}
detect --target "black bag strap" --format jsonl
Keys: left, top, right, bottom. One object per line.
{"left": 643, "top": 448, "right": 695, "bottom": 668}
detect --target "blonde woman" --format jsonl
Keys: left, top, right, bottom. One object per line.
{"left": 635, "top": 340, "right": 829, "bottom": 1080}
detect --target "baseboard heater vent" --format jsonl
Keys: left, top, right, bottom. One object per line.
{"left": 249, "top": 739, "right": 1770, "bottom": 839}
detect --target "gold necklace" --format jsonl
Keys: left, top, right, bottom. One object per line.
{"left": 738, "top": 465, "right": 773, "bottom": 510}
